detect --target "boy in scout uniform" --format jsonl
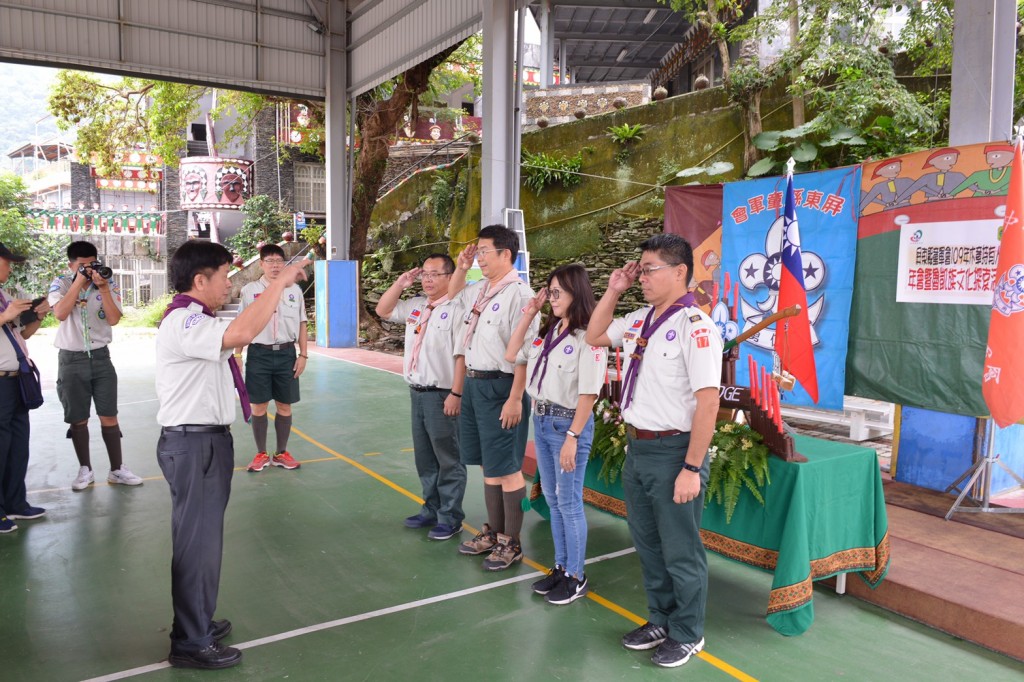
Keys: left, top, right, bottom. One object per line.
{"left": 157, "top": 240, "right": 308, "bottom": 669}
{"left": 586, "top": 234, "right": 722, "bottom": 668}
{"left": 448, "top": 225, "right": 538, "bottom": 570}
{"left": 376, "top": 253, "right": 467, "bottom": 541}
{"left": 49, "top": 241, "right": 142, "bottom": 491}
{"left": 236, "top": 244, "right": 308, "bottom": 472}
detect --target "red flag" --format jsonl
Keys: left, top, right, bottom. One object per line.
{"left": 775, "top": 172, "right": 819, "bottom": 403}
{"left": 983, "top": 138, "right": 1024, "bottom": 427}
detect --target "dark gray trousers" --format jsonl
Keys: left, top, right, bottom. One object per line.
{"left": 157, "top": 429, "right": 234, "bottom": 651}
{"left": 410, "top": 388, "right": 465, "bottom": 526}
{"left": 0, "top": 377, "right": 30, "bottom": 516}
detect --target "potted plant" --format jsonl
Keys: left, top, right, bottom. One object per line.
{"left": 590, "top": 398, "right": 627, "bottom": 483}
{"left": 706, "top": 421, "right": 771, "bottom": 523}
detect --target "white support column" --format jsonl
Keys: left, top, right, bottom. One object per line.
{"left": 325, "top": 0, "right": 349, "bottom": 259}
{"left": 949, "top": 0, "right": 1017, "bottom": 145}
{"left": 481, "top": 0, "right": 515, "bottom": 226}
{"left": 539, "top": 0, "right": 555, "bottom": 88}
{"left": 559, "top": 38, "right": 567, "bottom": 85}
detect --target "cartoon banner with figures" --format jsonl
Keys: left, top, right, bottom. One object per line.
{"left": 721, "top": 167, "right": 861, "bottom": 410}
{"left": 664, "top": 184, "right": 724, "bottom": 315}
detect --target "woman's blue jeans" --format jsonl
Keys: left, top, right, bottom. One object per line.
{"left": 533, "top": 413, "right": 594, "bottom": 578}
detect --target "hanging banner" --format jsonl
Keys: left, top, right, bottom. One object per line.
{"left": 721, "top": 166, "right": 861, "bottom": 410}
{"left": 664, "top": 184, "right": 723, "bottom": 317}
{"left": 848, "top": 142, "right": 1006, "bottom": 416}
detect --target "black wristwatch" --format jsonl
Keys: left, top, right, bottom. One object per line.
{"left": 681, "top": 461, "right": 702, "bottom": 474}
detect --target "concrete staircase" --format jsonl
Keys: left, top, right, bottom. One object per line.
{"left": 217, "top": 298, "right": 241, "bottom": 320}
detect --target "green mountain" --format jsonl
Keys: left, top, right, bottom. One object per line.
{"left": 0, "top": 63, "right": 63, "bottom": 170}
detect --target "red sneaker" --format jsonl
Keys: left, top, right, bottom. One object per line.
{"left": 247, "top": 452, "right": 271, "bottom": 472}
{"left": 271, "top": 451, "right": 301, "bottom": 470}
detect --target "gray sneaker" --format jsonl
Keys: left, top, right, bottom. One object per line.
{"left": 458, "top": 523, "right": 497, "bottom": 555}
{"left": 481, "top": 533, "right": 522, "bottom": 571}
{"left": 621, "top": 622, "right": 668, "bottom": 651}
{"left": 651, "top": 637, "right": 705, "bottom": 668}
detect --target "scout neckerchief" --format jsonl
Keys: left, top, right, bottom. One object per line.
{"left": 462, "top": 269, "right": 522, "bottom": 348}
{"left": 161, "top": 294, "right": 252, "bottom": 423}
{"left": 620, "top": 292, "right": 697, "bottom": 410}
{"left": 407, "top": 293, "right": 449, "bottom": 376}
{"left": 0, "top": 290, "right": 30, "bottom": 356}
{"left": 529, "top": 320, "right": 572, "bottom": 392}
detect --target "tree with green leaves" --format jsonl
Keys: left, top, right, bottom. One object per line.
{"left": 0, "top": 172, "right": 73, "bottom": 293}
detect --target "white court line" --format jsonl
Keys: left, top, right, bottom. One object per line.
{"left": 308, "top": 348, "right": 402, "bottom": 375}
{"left": 81, "top": 546, "right": 636, "bottom": 682}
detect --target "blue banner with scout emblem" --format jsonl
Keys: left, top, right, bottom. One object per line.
{"left": 721, "top": 166, "right": 861, "bottom": 410}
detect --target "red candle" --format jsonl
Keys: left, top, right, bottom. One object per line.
{"left": 749, "top": 357, "right": 759, "bottom": 407}
{"left": 762, "top": 367, "right": 771, "bottom": 418}
{"left": 615, "top": 348, "right": 621, "bottom": 381}
{"left": 724, "top": 271, "right": 731, "bottom": 294}
{"left": 774, "top": 383, "right": 783, "bottom": 433}
{"left": 733, "top": 283, "right": 740, "bottom": 320}
{"left": 712, "top": 281, "right": 719, "bottom": 304}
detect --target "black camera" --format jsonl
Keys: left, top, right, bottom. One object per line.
{"left": 78, "top": 261, "right": 113, "bottom": 280}
{"left": 19, "top": 297, "right": 46, "bottom": 326}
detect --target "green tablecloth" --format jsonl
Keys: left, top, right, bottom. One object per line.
{"left": 531, "top": 434, "right": 891, "bottom": 636}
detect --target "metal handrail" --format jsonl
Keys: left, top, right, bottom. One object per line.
{"left": 377, "top": 133, "right": 476, "bottom": 198}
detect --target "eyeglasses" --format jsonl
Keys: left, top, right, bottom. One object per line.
{"left": 638, "top": 263, "right": 680, "bottom": 277}
{"left": 547, "top": 288, "right": 564, "bottom": 300}
{"left": 475, "top": 248, "right": 507, "bottom": 258}
{"left": 262, "top": 258, "right": 285, "bottom": 264}
{"left": 418, "top": 272, "right": 452, "bottom": 281}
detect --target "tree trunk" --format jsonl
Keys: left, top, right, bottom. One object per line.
{"left": 741, "top": 91, "right": 763, "bottom": 172}
{"left": 789, "top": 0, "right": 805, "bottom": 126}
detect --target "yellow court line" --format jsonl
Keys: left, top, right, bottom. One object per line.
{"left": 289, "top": 425, "right": 758, "bottom": 682}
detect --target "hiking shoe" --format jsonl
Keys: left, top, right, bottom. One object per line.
{"left": 651, "top": 637, "right": 705, "bottom": 668}
{"left": 458, "top": 523, "right": 497, "bottom": 555}
{"left": 622, "top": 622, "right": 668, "bottom": 651}
{"left": 481, "top": 533, "right": 523, "bottom": 571}
{"left": 404, "top": 513, "right": 437, "bottom": 528}
{"left": 545, "top": 573, "right": 588, "bottom": 605}
{"left": 72, "top": 466, "right": 94, "bottom": 491}
{"left": 247, "top": 452, "right": 271, "bottom": 472}
{"left": 9, "top": 506, "right": 46, "bottom": 520}
{"left": 531, "top": 565, "right": 565, "bottom": 595}
{"left": 0, "top": 516, "right": 17, "bottom": 533}
{"left": 108, "top": 466, "right": 143, "bottom": 486}
{"left": 427, "top": 523, "right": 463, "bottom": 540}
{"left": 271, "top": 451, "right": 301, "bottom": 470}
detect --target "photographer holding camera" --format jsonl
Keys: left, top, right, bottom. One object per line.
{"left": 49, "top": 241, "right": 142, "bottom": 491}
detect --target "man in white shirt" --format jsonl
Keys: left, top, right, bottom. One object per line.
{"left": 376, "top": 253, "right": 467, "bottom": 541}
{"left": 235, "top": 244, "right": 309, "bottom": 472}
{"left": 48, "top": 241, "right": 142, "bottom": 490}
{"left": 156, "top": 240, "right": 307, "bottom": 670}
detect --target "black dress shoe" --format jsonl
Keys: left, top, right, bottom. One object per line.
{"left": 211, "top": 619, "right": 232, "bottom": 641}
{"left": 168, "top": 641, "right": 242, "bottom": 669}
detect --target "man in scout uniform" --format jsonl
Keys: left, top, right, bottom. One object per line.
{"left": 376, "top": 253, "right": 467, "bottom": 541}
{"left": 157, "top": 240, "right": 308, "bottom": 669}
{"left": 49, "top": 241, "right": 142, "bottom": 490}
{"left": 586, "top": 233, "right": 722, "bottom": 668}
{"left": 448, "top": 224, "right": 538, "bottom": 570}
{"left": 0, "top": 242, "right": 50, "bottom": 533}
{"left": 236, "top": 244, "right": 309, "bottom": 472}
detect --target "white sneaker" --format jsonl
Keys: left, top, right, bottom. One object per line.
{"left": 108, "top": 466, "right": 143, "bottom": 486}
{"left": 72, "top": 466, "right": 94, "bottom": 491}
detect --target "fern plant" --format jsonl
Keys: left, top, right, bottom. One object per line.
{"left": 607, "top": 122, "right": 646, "bottom": 144}
{"left": 590, "top": 398, "right": 628, "bottom": 484}
{"left": 521, "top": 149, "right": 583, "bottom": 195}
{"left": 705, "top": 421, "right": 772, "bottom": 523}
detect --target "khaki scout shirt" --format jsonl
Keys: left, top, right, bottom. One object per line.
{"left": 522, "top": 326, "right": 607, "bottom": 410}
{"left": 48, "top": 274, "right": 123, "bottom": 351}
{"left": 455, "top": 277, "right": 538, "bottom": 374}
{"left": 0, "top": 288, "right": 26, "bottom": 372}
{"left": 606, "top": 305, "right": 722, "bottom": 432}
{"left": 156, "top": 304, "right": 236, "bottom": 426}
{"left": 389, "top": 295, "right": 464, "bottom": 389}
{"left": 239, "top": 277, "right": 307, "bottom": 345}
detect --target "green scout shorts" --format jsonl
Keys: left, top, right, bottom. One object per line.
{"left": 245, "top": 344, "right": 301, "bottom": 405}
{"left": 56, "top": 346, "right": 118, "bottom": 423}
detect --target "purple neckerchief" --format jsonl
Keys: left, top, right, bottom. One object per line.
{"left": 620, "top": 292, "right": 697, "bottom": 410}
{"left": 161, "top": 294, "right": 252, "bottom": 423}
{"left": 529, "top": 322, "right": 573, "bottom": 392}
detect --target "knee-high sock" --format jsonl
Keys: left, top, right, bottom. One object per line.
{"left": 251, "top": 414, "right": 268, "bottom": 453}
{"left": 503, "top": 487, "right": 526, "bottom": 543}
{"left": 69, "top": 423, "right": 90, "bottom": 469}
{"left": 274, "top": 414, "right": 293, "bottom": 454}
{"left": 485, "top": 483, "right": 505, "bottom": 534}
{"left": 100, "top": 425, "right": 123, "bottom": 471}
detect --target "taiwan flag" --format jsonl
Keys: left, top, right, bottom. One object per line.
{"left": 775, "top": 170, "right": 819, "bottom": 403}
{"left": 983, "top": 138, "right": 1024, "bottom": 427}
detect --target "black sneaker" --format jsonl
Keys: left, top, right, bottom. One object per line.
{"left": 168, "top": 640, "right": 242, "bottom": 669}
{"left": 651, "top": 636, "right": 705, "bottom": 668}
{"left": 545, "top": 573, "right": 588, "bottom": 605}
{"left": 621, "top": 622, "right": 668, "bottom": 651}
{"left": 531, "top": 565, "right": 565, "bottom": 595}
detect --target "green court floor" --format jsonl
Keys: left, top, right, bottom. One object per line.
{"left": 2, "top": 337, "right": 1023, "bottom": 681}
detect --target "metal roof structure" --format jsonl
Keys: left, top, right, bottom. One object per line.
{"left": 531, "top": 0, "right": 692, "bottom": 84}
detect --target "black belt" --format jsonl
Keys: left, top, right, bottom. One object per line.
{"left": 466, "top": 369, "right": 513, "bottom": 380}
{"left": 409, "top": 385, "right": 448, "bottom": 393}
{"left": 535, "top": 401, "right": 575, "bottom": 419}
{"left": 250, "top": 342, "right": 295, "bottom": 351}
{"left": 0, "top": 370, "right": 20, "bottom": 378}
{"left": 162, "top": 425, "right": 231, "bottom": 434}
